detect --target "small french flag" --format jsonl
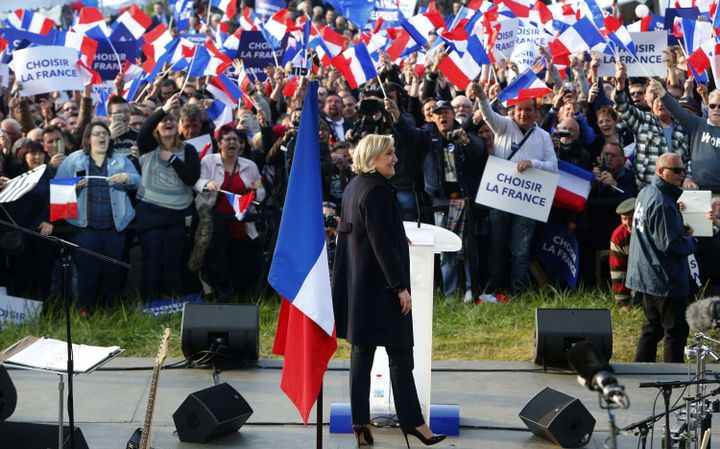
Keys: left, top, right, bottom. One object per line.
{"left": 206, "top": 99, "right": 234, "bottom": 129}
{"left": 113, "top": 4, "right": 152, "bottom": 41}
{"left": 50, "top": 177, "right": 82, "bottom": 222}
{"left": 498, "top": 69, "right": 552, "bottom": 107}
{"left": 225, "top": 191, "right": 256, "bottom": 221}
{"left": 262, "top": 9, "right": 291, "bottom": 50}
{"left": 207, "top": 73, "right": 243, "bottom": 107}
{"left": 401, "top": 11, "right": 446, "bottom": 47}
{"left": 7, "top": 9, "right": 56, "bottom": 35}
{"left": 553, "top": 161, "right": 594, "bottom": 212}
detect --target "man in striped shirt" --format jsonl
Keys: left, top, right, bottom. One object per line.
{"left": 609, "top": 197, "right": 636, "bottom": 311}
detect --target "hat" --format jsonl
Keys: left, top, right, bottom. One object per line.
{"left": 432, "top": 100, "right": 453, "bottom": 114}
{"left": 616, "top": 197, "right": 636, "bottom": 215}
{"left": 678, "top": 96, "right": 701, "bottom": 115}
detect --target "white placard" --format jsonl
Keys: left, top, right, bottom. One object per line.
{"left": 679, "top": 190, "right": 713, "bottom": 237}
{"left": 12, "top": 46, "right": 83, "bottom": 96}
{"left": 493, "top": 18, "right": 519, "bottom": 61}
{"left": 0, "top": 293, "right": 42, "bottom": 329}
{"left": 597, "top": 31, "right": 667, "bottom": 77}
{"left": 475, "top": 155, "right": 559, "bottom": 222}
{"left": 511, "top": 20, "right": 550, "bottom": 72}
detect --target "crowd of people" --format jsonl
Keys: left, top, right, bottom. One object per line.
{"left": 0, "top": 1, "right": 718, "bottom": 331}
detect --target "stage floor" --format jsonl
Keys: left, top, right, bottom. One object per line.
{"left": 3, "top": 358, "right": 716, "bottom": 448}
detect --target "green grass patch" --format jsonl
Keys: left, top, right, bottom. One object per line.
{"left": 0, "top": 287, "right": 648, "bottom": 362}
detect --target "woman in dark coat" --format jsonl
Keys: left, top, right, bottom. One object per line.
{"left": 332, "top": 134, "right": 445, "bottom": 447}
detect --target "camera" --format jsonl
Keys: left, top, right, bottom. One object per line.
{"left": 599, "top": 155, "right": 610, "bottom": 171}
{"left": 447, "top": 130, "right": 462, "bottom": 141}
{"left": 324, "top": 214, "right": 338, "bottom": 228}
{"left": 358, "top": 98, "right": 383, "bottom": 116}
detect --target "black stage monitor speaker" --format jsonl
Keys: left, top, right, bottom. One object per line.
{"left": 0, "top": 422, "right": 89, "bottom": 449}
{"left": 173, "top": 382, "right": 253, "bottom": 443}
{"left": 181, "top": 303, "right": 259, "bottom": 363}
{"left": 534, "top": 308, "right": 612, "bottom": 368}
{"left": 519, "top": 387, "right": 596, "bottom": 448}
{"left": 0, "top": 365, "right": 17, "bottom": 420}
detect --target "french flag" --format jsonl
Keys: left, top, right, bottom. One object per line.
{"left": 210, "top": 0, "right": 238, "bottom": 20}
{"left": 438, "top": 34, "right": 490, "bottom": 89}
{"left": 385, "top": 29, "right": 419, "bottom": 62}
{"left": 553, "top": 161, "right": 594, "bottom": 212}
{"left": 270, "top": 81, "right": 336, "bottom": 424}
{"left": 401, "top": 11, "right": 446, "bottom": 47}
{"left": 73, "top": 7, "right": 110, "bottom": 38}
{"left": 206, "top": 99, "right": 234, "bottom": 129}
{"left": 207, "top": 73, "right": 243, "bottom": 107}
{"left": 681, "top": 19, "right": 713, "bottom": 81}
{"left": 239, "top": 7, "right": 262, "bottom": 31}
{"left": 498, "top": 69, "right": 552, "bottom": 107}
{"left": 316, "top": 26, "right": 346, "bottom": 56}
{"left": 53, "top": 30, "right": 98, "bottom": 65}
{"left": 5, "top": 9, "right": 55, "bottom": 35}
{"left": 627, "top": 14, "right": 665, "bottom": 32}
{"left": 225, "top": 191, "right": 255, "bottom": 221}
{"left": 262, "top": 9, "right": 291, "bottom": 50}
{"left": 112, "top": 4, "right": 152, "bottom": 41}
{"left": 604, "top": 15, "right": 637, "bottom": 58}
{"left": 50, "top": 177, "right": 81, "bottom": 221}
{"left": 331, "top": 42, "right": 377, "bottom": 90}
{"left": 550, "top": 17, "right": 607, "bottom": 57}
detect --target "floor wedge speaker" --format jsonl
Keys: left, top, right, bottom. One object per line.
{"left": 0, "top": 365, "right": 16, "bottom": 420}
{"left": 173, "top": 383, "right": 253, "bottom": 443}
{"left": 0, "top": 422, "right": 89, "bottom": 449}
{"left": 534, "top": 308, "right": 612, "bottom": 368}
{"left": 181, "top": 303, "right": 259, "bottom": 363}
{"left": 519, "top": 387, "right": 596, "bottom": 448}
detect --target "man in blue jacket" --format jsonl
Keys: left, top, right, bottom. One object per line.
{"left": 627, "top": 153, "right": 697, "bottom": 363}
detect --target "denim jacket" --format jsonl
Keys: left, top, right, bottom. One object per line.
{"left": 55, "top": 151, "right": 140, "bottom": 231}
{"left": 626, "top": 177, "right": 698, "bottom": 297}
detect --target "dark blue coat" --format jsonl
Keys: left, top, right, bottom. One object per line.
{"left": 627, "top": 177, "right": 698, "bottom": 297}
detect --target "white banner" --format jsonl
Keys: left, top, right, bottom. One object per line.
{"left": 597, "top": 31, "right": 667, "bottom": 77}
{"left": 493, "top": 18, "right": 519, "bottom": 61}
{"left": 12, "top": 46, "right": 83, "bottom": 96}
{"left": 0, "top": 288, "right": 42, "bottom": 330}
{"left": 475, "top": 155, "right": 559, "bottom": 222}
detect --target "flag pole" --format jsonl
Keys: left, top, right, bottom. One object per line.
{"left": 316, "top": 382, "right": 323, "bottom": 449}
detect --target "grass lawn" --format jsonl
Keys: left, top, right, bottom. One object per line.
{"left": 0, "top": 286, "right": 652, "bottom": 363}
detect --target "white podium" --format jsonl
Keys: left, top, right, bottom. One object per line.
{"left": 369, "top": 222, "right": 462, "bottom": 423}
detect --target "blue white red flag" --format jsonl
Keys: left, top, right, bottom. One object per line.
{"left": 498, "top": 69, "right": 552, "bottom": 107}
{"left": 207, "top": 73, "right": 243, "bottom": 106}
{"left": 112, "top": 4, "right": 153, "bottom": 41}
{"left": 331, "top": 42, "right": 377, "bottom": 89}
{"left": 261, "top": 8, "right": 291, "bottom": 50}
{"left": 553, "top": 160, "right": 594, "bottom": 212}
{"left": 239, "top": 7, "right": 263, "bottom": 31}
{"left": 50, "top": 177, "right": 82, "bottom": 222}
{"left": 73, "top": 7, "right": 110, "bottom": 39}
{"left": 604, "top": 15, "right": 637, "bottom": 58}
{"left": 225, "top": 191, "right": 255, "bottom": 221}
{"left": 270, "top": 81, "right": 336, "bottom": 425}
{"left": 401, "top": 11, "right": 446, "bottom": 47}
{"left": 438, "top": 34, "right": 490, "bottom": 89}
{"left": 550, "top": 17, "right": 606, "bottom": 56}
{"left": 210, "top": 0, "right": 238, "bottom": 20}
{"left": 206, "top": 99, "right": 234, "bottom": 128}
{"left": 5, "top": 9, "right": 55, "bottom": 36}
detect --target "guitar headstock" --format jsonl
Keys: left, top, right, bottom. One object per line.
{"left": 155, "top": 328, "right": 171, "bottom": 367}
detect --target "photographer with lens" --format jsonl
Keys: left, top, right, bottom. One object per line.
{"left": 392, "top": 98, "right": 487, "bottom": 302}
{"left": 347, "top": 85, "right": 424, "bottom": 222}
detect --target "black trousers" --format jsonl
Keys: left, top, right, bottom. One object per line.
{"left": 350, "top": 345, "right": 424, "bottom": 428}
{"left": 634, "top": 293, "right": 689, "bottom": 363}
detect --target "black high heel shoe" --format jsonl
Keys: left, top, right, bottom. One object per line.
{"left": 401, "top": 427, "right": 446, "bottom": 447}
{"left": 353, "top": 425, "right": 374, "bottom": 446}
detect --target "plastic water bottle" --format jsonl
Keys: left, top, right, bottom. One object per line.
{"left": 372, "top": 374, "right": 385, "bottom": 399}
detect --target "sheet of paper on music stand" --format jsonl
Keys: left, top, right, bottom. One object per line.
{"left": 3, "top": 336, "right": 122, "bottom": 373}
{"left": 679, "top": 190, "right": 712, "bottom": 237}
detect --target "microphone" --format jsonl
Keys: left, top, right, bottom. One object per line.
{"left": 686, "top": 297, "right": 720, "bottom": 331}
{"left": 567, "top": 341, "right": 630, "bottom": 409}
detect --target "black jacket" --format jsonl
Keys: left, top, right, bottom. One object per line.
{"left": 332, "top": 172, "right": 413, "bottom": 348}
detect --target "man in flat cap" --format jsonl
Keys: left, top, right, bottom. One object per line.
{"left": 609, "top": 197, "right": 636, "bottom": 311}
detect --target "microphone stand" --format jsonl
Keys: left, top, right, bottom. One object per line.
{"left": 0, "top": 218, "right": 129, "bottom": 449}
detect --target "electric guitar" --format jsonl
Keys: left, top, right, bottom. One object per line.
{"left": 126, "top": 328, "right": 171, "bottom": 449}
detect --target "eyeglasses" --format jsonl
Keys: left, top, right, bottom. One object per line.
{"left": 91, "top": 132, "right": 109, "bottom": 137}
{"left": 708, "top": 104, "right": 720, "bottom": 109}
{"left": 662, "top": 166, "right": 686, "bottom": 174}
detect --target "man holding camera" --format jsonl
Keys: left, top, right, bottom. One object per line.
{"left": 477, "top": 83, "right": 557, "bottom": 296}
{"left": 392, "top": 99, "right": 486, "bottom": 301}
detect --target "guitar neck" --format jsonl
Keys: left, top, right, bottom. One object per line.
{"left": 139, "top": 361, "right": 162, "bottom": 449}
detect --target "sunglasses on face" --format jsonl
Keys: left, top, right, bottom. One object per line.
{"left": 663, "top": 166, "right": 686, "bottom": 174}
{"left": 708, "top": 104, "right": 720, "bottom": 110}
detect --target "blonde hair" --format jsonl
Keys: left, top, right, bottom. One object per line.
{"left": 351, "top": 134, "right": 394, "bottom": 175}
